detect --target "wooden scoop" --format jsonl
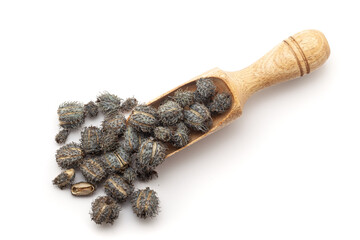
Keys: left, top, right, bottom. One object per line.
{"left": 147, "top": 29, "right": 330, "bottom": 158}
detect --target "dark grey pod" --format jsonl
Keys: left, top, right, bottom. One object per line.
{"left": 104, "top": 174, "right": 134, "bottom": 202}
{"left": 52, "top": 169, "right": 75, "bottom": 189}
{"left": 57, "top": 102, "right": 85, "bottom": 130}
{"left": 84, "top": 101, "right": 99, "bottom": 118}
{"left": 131, "top": 187, "right": 159, "bottom": 219}
{"left": 154, "top": 126, "right": 172, "bottom": 142}
{"left": 208, "top": 92, "right": 232, "bottom": 115}
{"left": 102, "top": 113, "right": 126, "bottom": 136}
{"left": 171, "top": 122, "right": 190, "bottom": 148}
{"left": 100, "top": 130, "right": 119, "bottom": 153}
{"left": 122, "top": 126, "right": 140, "bottom": 152}
{"left": 96, "top": 92, "right": 122, "bottom": 117}
{"left": 158, "top": 100, "right": 183, "bottom": 126}
{"left": 120, "top": 97, "right": 138, "bottom": 112}
{"left": 121, "top": 167, "right": 137, "bottom": 184}
{"left": 136, "top": 169, "right": 158, "bottom": 182}
{"left": 90, "top": 196, "right": 121, "bottom": 224}
{"left": 55, "top": 129, "right": 70, "bottom": 144}
{"left": 194, "top": 78, "right": 216, "bottom": 103}
{"left": 136, "top": 138, "right": 167, "bottom": 171}
{"left": 80, "top": 157, "right": 107, "bottom": 184}
{"left": 101, "top": 147, "right": 130, "bottom": 173}
{"left": 56, "top": 142, "right": 84, "bottom": 169}
{"left": 184, "top": 102, "right": 212, "bottom": 132}
{"left": 128, "top": 105, "right": 158, "bottom": 133}
{"left": 171, "top": 89, "right": 194, "bottom": 107}
{"left": 81, "top": 126, "right": 102, "bottom": 155}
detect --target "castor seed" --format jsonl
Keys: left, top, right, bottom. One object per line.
{"left": 184, "top": 102, "right": 212, "bottom": 132}
{"left": 208, "top": 92, "right": 232, "bottom": 115}
{"left": 171, "top": 89, "right": 194, "bottom": 107}
{"left": 80, "top": 157, "right": 107, "bottom": 184}
{"left": 158, "top": 100, "right": 183, "bottom": 126}
{"left": 101, "top": 113, "right": 126, "bottom": 136}
{"left": 128, "top": 105, "right": 158, "bottom": 133}
{"left": 136, "top": 138, "right": 167, "bottom": 172}
{"left": 120, "top": 97, "right": 138, "bottom": 112}
{"left": 53, "top": 169, "right": 75, "bottom": 189}
{"left": 56, "top": 142, "right": 84, "bottom": 169}
{"left": 80, "top": 126, "right": 102, "bottom": 155}
{"left": 131, "top": 187, "right": 159, "bottom": 219}
{"left": 100, "top": 130, "right": 119, "bottom": 153}
{"left": 104, "top": 174, "right": 134, "bottom": 202}
{"left": 194, "top": 78, "right": 216, "bottom": 103}
{"left": 101, "top": 147, "right": 130, "bottom": 174}
{"left": 84, "top": 101, "right": 99, "bottom": 118}
{"left": 171, "top": 122, "right": 190, "bottom": 148}
{"left": 154, "top": 126, "right": 172, "bottom": 142}
{"left": 90, "top": 196, "right": 121, "bottom": 224}
{"left": 57, "top": 102, "right": 85, "bottom": 130}
{"left": 96, "top": 92, "right": 122, "bottom": 117}
{"left": 71, "top": 182, "right": 95, "bottom": 196}
{"left": 55, "top": 129, "right": 70, "bottom": 144}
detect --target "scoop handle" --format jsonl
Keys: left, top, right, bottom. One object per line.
{"left": 228, "top": 30, "right": 330, "bottom": 103}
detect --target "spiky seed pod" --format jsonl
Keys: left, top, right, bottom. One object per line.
{"left": 136, "top": 138, "right": 167, "bottom": 172}
{"left": 104, "top": 174, "right": 134, "bottom": 202}
{"left": 80, "top": 157, "right": 107, "bottom": 184}
{"left": 101, "top": 113, "right": 126, "bottom": 136}
{"left": 131, "top": 187, "right": 159, "bottom": 219}
{"left": 52, "top": 169, "right": 75, "bottom": 189}
{"left": 120, "top": 97, "right": 138, "bottom": 112}
{"left": 154, "top": 126, "right": 172, "bottom": 142}
{"left": 121, "top": 167, "right": 137, "bottom": 184}
{"left": 128, "top": 105, "right": 159, "bottom": 133}
{"left": 71, "top": 182, "right": 95, "bottom": 196}
{"left": 56, "top": 142, "right": 84, "bottom": 169}
{"left": 55, "top": 129, "right": 70, "bottom": 144}
{"left": 136, "top": 169, "right": 158, "bottom": 182}
{"left": 158, "top": 100, "right": 184, "bottom": 126}
{"left": 122, "top": 126, "right": 140, "bottom": 152}
{"left": 100, "top": 130, "right": 119, "bottom": 153}
{"left": 184, "top": 102, "right": 212, "bottom": 132}
{"left": 84, "top": 101, "right": 99, "bottom": 118}
{"left": 81, "top": 126, "right": 102, "bottom": 155}
{"left": 57, "top": 102, "right": 85, "bottom": 129}
{"left": 208, "top": 92, "right": 232, "bottom": 115}
{"left": 90, "top": 196, "right": 121, "bottom": 225}
{"left": 101, "top": 147, "right": 130, "bottom": 173}
{"left": 194, "top": 78, "right": 216, "bottom": 103}
{"left": 172, "top": 122, "right": 190, "bottom": 148}
{"left": 96, "top": 92, "right": 122, "bottom": 117}
{"left": 171, "top": 89, "right": 194, "bottom": 107}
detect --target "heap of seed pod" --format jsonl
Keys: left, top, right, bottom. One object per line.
{"left": 52, "top": 78, "right": 232, "bottom": 225}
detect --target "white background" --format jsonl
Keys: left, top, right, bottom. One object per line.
{"left": 0, "top": 0, "right": 359, "bottom": 239}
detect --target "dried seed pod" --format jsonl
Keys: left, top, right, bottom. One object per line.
{"left": 104, "top": 174, "right": 134, "bottom": 202}
{"left": 57, "top": 102, "right": 85, "bottom": 130}
{"left": 56, "top": 142, "right": 84, "bottom": 169}
{"left": 122, "top": 126, "right": 140, "bottom": 152}
{"left": 90, "top": 196, "right": 121, "bottom": 224}
{"left": 131, "top": 187, "right": 159, "bottom": 219}
{"left": 101, "top": 147, "right": 130, "bottom": 173}
{"left": 121, "top": 167, "right": 137, "bottom": 184}
{"left": 154, "top": 126, "right": 172, "bottom": 142}
{"left": 171, "top": 89, "right": 194, "bottom": 107}
{"left": 171, "top": 122, "right": 190, "bottom": 148}
{"left": 80, "top": 126, "right": 102, "bottom": 155}
{"left": 101, "top": 113, "right": 126, "bottom": 135}
{"left": 136, "top": 138, "right": 166, "bottom": 171}
{"left": 136, "top": 169, "right": 158, "bottom": 182}
{"left": 128, "top": 105, "right": 158, "bottom": 133}
{"left": 71, "top": 182, "right": 95, "bottom": 196}
{"left": 55, "top": 129, "right": 70, "bottom": 144}
{"left": 96, "top": 92, "right": 122, "bottom": 117}
{"left": 52, "top": 169, "right": 75, "bottom": 189}
{"left": 80, "top": 157, "right": 107, "bottom": 184}
{"left": 100, "top": 130, "right": 119, "bottom": 153}
{"left": 120, "top": 97, "right": 138, "bottom": 112}
{"left": 184, "top": 102, "right": 212, "bottom": 132}
{"left": 194, "top": 78, "right": 216, "bottom": 103}
{"left": 158, "top": 100, "right": 183, "bottom": 126}
{"left": 208, "top": 92, "right": 232, "bottom": 115}
{"left": 84, "top": 101, "right": 99, "bottom": 118}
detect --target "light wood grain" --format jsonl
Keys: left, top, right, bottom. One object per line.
{"left": 146, "top": 30, "right": 330, "bottom": 158}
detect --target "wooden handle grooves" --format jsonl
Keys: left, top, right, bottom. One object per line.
{"left": 283, "top": 36, "right": 310, "bottom": 76}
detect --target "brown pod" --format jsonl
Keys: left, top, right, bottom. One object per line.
{"left": 71, "top": 182, "right": 96, "bottom": 196}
